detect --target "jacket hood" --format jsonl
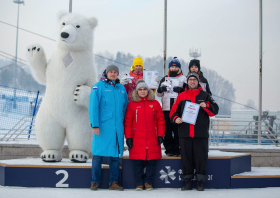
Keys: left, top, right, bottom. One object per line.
{"left": 131, "top": 89, "right": 155, "bottom": 102}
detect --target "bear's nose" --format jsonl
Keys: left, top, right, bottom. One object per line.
{"left": 61, "top": 32, "right": 69, "bottom": 38}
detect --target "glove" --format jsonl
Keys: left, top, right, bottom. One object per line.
{"left": 121, "top": 79, "right": 129, "bottom": 85}
{"left": 158, "top": 86, "right": 167, "bottom": 93}
{"left": 173, "top": 86, "right": 184, "bottom": 93}
{"left": 126, "top": 138, "right": 133, "bottom": 149}
{"left": 158, "top": 136, "right": 164, "bottom": 145}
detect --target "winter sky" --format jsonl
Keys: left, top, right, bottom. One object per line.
{"left": 0, "top": 0, "right": 279, "bottom": 111}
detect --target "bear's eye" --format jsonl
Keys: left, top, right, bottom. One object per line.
{"left": 62, "top": 22, "right": 65, "bottom": 25}
{"left": 76, "top": 25, "right": 80, "bottom": 28}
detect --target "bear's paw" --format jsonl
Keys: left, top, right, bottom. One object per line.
{"left": 69, "top": 150, "right": 89, "bottom": 163}
{"left": 26, "top": 44, "right": 46, "bottom": 65}
{"left": 41, "top": 150, "right": 62, "bottom": 162}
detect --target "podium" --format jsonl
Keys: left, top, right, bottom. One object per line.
{"left": 1, "top": 150, "right": 279, "bottom": 189}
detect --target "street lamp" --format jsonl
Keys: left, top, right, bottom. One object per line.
{"left": 12, "top": 0, "right": 24, "bottom": 108}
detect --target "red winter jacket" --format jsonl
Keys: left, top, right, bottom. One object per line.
{"left": 124, "top": 90, "right": 165, "bottom": 160}
{"left": 170, "top": 86, "right": 219, "bottom": 138}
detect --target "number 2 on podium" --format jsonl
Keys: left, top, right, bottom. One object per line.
{"left": 56, "top": 170, "right": 69, "bottom": 187}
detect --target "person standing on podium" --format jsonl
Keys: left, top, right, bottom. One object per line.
{"left": 170, "top": 72, "right": 219, "bottom": 191}
{"left": 88, "top": 65, "right": 128, "bottom": 191}
{"left": 124, "top": 79, "right": 165, "bottom": 191}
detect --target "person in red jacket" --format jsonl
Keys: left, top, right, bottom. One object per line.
{"left": 170, "top": 72, "right": 219, "bottom": 191}
{"left": 124, "top": 79, "right": 165, "bottom": 191}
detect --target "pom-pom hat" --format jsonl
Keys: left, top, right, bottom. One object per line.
{"left": 169, "top": 57, "right": 181, "bottom": 69}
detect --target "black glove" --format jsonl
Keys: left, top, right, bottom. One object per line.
{"left": 158, "top": 86, "right": 167, "bottom": 93}
{"left": 126, "top": 138, "right": 133, "bottom": 149}
{"left": 158, "top": 136, "right": 164, "bottom": 145}
{"left": 173, "top": 86, "right": 184, "bottom": 93}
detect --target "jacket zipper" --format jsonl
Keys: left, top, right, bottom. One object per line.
{"left": 153, "top": 109, "right": 155, "bottom": 121}
{"left": 143, "top": 99, "right": 148, "bottom": 160}
{"left": 136, "top": 109, "right": 138, "bottom": 123}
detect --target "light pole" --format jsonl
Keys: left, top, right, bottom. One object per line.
{"left": 258, "top": 0, "right": 262, "bottom": 145}
{"left": 69, "top": 0, "right": 72, "bottom": 13}
{"left": 163, "top": 0, "right": 167, "bottom": 76}
{"left": 13, "top": 0, "right": 24, "bottom": 108}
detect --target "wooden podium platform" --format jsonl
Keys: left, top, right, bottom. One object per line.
{"left": 1, "top": 150, "right": 278, "bottom": 189}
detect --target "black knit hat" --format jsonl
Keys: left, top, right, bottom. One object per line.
{"left": 189, "top": 59, "right": 200, "bottom": 70}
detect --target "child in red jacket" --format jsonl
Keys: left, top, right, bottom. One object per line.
{"left": 124, "top": 79, "right": 165, "bottom": 191}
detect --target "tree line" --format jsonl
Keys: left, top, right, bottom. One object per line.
{"left": 0, "top": 52, "right": 235, "bottom": 115}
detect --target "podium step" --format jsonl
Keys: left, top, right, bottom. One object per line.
{"left": 3, "top": 150, "right": 277, "bottom": 189}
{"left": 231, "top": 167, "right": 280, "bottom": 188}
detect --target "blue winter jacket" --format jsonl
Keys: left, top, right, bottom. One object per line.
{"left": 88, "top": 80, "right": 128, "bottom": 157}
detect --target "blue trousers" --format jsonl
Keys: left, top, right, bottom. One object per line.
{"left": 91, "top": 155, "right": 119, "bottom": 186}
{"left": 132, "top": 159, "right": 157, "bottom": 186}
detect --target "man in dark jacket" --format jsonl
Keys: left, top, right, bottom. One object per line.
{"left": 170, "top": 72, "right": 219, "bottom": 191}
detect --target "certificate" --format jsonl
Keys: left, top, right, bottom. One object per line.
{"left": 182, "top": 102, "right": 200, "bottom": 125}
{"left": 143, "top": 71, "right": 159, "bottom": 89}
{"left": 199, "top": 82, "right": 206, "bottom": 91}
{"left": 163, "top": 77, "right": 179, "bottom": 98}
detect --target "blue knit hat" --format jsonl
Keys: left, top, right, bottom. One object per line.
{"left": 169, "top": 57, "right": 181, "bottom": 69}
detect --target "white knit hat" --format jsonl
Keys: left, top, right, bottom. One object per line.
{"left": 136, "top": 79, "right": 149, "bottom": 91}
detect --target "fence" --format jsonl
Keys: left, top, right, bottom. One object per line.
{"left": 209, "top": 118, "right": 280, "bottom": 146}
{"left": 0, "top": 85, "right": 43, "bottom": 141}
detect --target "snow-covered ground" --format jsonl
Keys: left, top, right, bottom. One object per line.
{"left": 1, "top": 142, "right": 280, "bottom": 197}
{"left": 1, "top": 186, "right": 280, "bottom": 198}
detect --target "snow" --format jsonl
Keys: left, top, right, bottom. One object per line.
{"left": 234, "top": 167, "right": 280, "bottom": 176}
{"left": 0, "top": 150, "right": 251, "bottom": 167}
{"left": 0, "top": 186, "right": 280, "bottom": 198}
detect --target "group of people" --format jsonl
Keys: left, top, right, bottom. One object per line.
{"left": 88, "top": 57, "right": 219, "bottom": 191}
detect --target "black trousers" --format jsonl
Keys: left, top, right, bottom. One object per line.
{"left": 179, "top": 137, "right": 208, "bottom": 181}
{"left": 163, "top": 111, "right": 179, "bottom": 154}
{"left": 132, "top": 160, "right": 157, "bottom": 186}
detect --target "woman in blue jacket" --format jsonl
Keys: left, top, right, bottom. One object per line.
{"left": 88, "top": 65, "right": 128, "bottom": 191}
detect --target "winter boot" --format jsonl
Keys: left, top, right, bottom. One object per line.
{"left": 181, "top": 180, "right": 192, "bottom": 191}
{"left": 109, "top": 181, "right": 124, "bottom": 191}
{"left": 90, "top": 182, "right": 98, "bottom": 190}
{"left": 136, "top": 185, "right": 144, "bottom": 191}
{"left": 197, "top": 181, "right": 204, "bottom": 191}
{"left": 144, "top": 183, "right": 153, "bottom": 190}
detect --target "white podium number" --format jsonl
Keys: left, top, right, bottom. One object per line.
{"left": 55, "top": 170, "right": 69, "bottom": 187}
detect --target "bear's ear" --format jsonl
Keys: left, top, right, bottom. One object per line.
{"left": 57, "top": 11, "right": 68, "bottom": 20}
{"left": 88, "top": 17, "right": 98, "bottom": 29}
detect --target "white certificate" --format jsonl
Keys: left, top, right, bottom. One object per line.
{"left": 182, "top": 102, "right": 200, "bottom": 125}
{"left": 163, "top": 77, "right": 179, "bottom": 98}
{"left": 143, "top": 71, "right": 159, "bottom": 89}
{"left": 199, "top": 82, "right": 206, "bottom": 91}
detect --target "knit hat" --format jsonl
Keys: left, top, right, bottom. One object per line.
{"left": 189, "top": 59, "right": 201, "bottom": 70}
{"left": 168, "top": 57, "right": 181, "bottom": 69}
{"left": 186, "top": 72, "right": 199, "bottom": 82}
{"left": 130, "top": 57, "right": 145, "bottom": 71}
{"left": 136, "top": 79, "right": 149, "bottom": 92}
{"left": 106, "top": 65, "right": 119, "bottom": 74}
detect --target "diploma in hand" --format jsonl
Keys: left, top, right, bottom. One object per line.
{"left": 182, "top": 102, "right": 200, "bottom": 125}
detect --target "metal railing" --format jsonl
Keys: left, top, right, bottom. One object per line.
{"left": 0, "top": 116, "right": 36, "bottom": 141}
{"left": 209, "top": 119, "right": 279, "bottom": 146}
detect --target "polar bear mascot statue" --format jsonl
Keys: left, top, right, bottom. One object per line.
{"left": 26, "top": 12, "right": 98, "bottom": 162}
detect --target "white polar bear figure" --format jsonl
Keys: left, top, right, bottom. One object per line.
{"left": 26, "top": 12, "right": 98, "bottom": 162}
